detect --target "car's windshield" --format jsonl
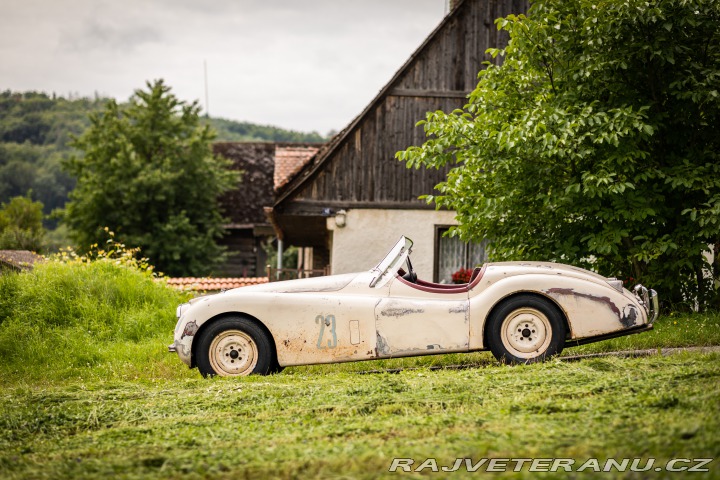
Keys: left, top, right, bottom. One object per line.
{"left": 369, "top": 236, "right": 413, "bottom": 288}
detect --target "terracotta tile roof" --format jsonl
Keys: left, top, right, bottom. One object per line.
{"left": 166, "top": 277, "right": 269, "bottom": 292}
{"left": 0, "top": 250, "right": 44, "bottom": 271}
{"left": 274, "top": 145, "right": 320, "bottom": 191}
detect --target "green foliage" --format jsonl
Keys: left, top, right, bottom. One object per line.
{"left": 0, "top": 240, "right": 187, "bottom": 381}
{"left": 0, "top": 194, "right": 46, "bottom": 251}
{"left": 0, "top": 91, "right": 102, "bottom": 148}
{"left": 41, "top": 222, "right": 73, "bottom": 252}
{"left": 0, "top": 90, "right": 325, "bottom": 230}
{"left": 0, "top": 91, "right": 105, "bottom": 219}
{"left": 51, "top": 228, "right": 157, "bottom": 273}
{"left": 64, "top": 80, "right": 239, "bottom": 276}
{"left": 263, "top": 241, "right": 299, "bottom": 270}
{"left": 398, "top": 0, "right": 720, "bottom": 310}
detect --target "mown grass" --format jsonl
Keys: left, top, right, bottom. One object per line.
{"left": 1, "top": 353, "right": 718, "bottom": 479}
{"left": 0, "top": 260, "right": 719, "bottom": 478}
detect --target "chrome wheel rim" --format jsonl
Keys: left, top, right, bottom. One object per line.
{"left": 208, "top": 330, "right": 258, "bottom": 376}
{"left": 500, "top": 308, "right": 551, "bottom": 359}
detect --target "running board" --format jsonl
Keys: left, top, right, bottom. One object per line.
{"left": 565, "top": 323, "right": 654, "bottom": 347}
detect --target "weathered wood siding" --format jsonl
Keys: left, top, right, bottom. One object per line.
{"left": 279, "top": 0, "right": 528, "bottom": 215}
{"left": 215, "top": 229, "right": 265, "bottom": 278}
{"left": 214, "top": 142, "right": 317, "bottom": 276}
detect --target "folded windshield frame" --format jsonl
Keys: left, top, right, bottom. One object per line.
{"left": 369, "top": 236, "right": 413, "bottom": 288}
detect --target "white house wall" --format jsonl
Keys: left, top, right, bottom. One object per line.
{"left": 326, "top": 209, "right": 458, "bottom": 278}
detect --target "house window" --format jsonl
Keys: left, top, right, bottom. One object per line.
{"left": 434, "top": 226, "right": 489, "bottom": 283}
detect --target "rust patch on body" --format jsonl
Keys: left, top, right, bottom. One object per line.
{"left": 178, "top": 343, "right": 190, "bottom": 357}
{"left": 448, "top": 304, "right": 468, "bottom": 314}
{"left": 545, "top": 287, "right": 621, "bottom": 319}
{"left": 180, "top": 320, "right": 198, "bottom": 339}
{"left": 376, "top": 332, "right": 390, "bottom": 356}
{"left": 621, "top": 304, "right": 638, "bottom": 328}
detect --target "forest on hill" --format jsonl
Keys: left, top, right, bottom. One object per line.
{"left": 0, "top": 90, "right": 326, "bottom": 222}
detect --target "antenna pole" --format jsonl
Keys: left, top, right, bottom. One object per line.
{"left": 204, "top": 60, "right": 210, "bottom": 117}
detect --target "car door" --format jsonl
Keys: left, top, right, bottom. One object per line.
{"left": 374, "top": 277, "right": 470, "bottom": 358}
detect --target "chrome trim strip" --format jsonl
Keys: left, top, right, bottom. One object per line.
{"left": 649, "top": 288, "right": 659, "bottom": 323}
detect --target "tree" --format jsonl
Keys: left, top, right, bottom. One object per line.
{"left": 64, "top": 80, "right": 238, "bottom": 276}
{"left": 0, "top": 194, "right": 45, "bottom": 251}
{"left": 398, "top": 0, "right": 720, "bottom": 310}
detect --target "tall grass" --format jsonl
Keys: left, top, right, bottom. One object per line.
{"left": 0, "top": 257, "right": 191, "bottom": 385}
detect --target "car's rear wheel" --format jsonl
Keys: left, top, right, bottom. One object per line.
{"left": 486, "top": 295, "right": 566, "bottom": 364}
{"left": 196, "top": 316, "right": 273, "bottom": 377}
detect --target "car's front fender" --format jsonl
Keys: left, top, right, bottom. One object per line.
{"left": 171, "top": 287, "right": 381, "bottom": 368}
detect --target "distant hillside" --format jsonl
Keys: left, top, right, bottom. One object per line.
{"left": 207, "top": 117, "right": 325, "bottom": 143}
{"left": 0, "top": 90, "right": 326, "bottom": 221}
{"left": 0, "top": 91, "right": 104, "bottom": 218}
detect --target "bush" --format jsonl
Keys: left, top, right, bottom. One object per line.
{"left": 0, "top": 194, "right": 45, "bottom": 251}
{"left": 0, "top": 239, "right": 190, "bottom": 382}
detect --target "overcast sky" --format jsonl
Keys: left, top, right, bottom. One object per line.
{"left": 1, "top": 0, "right": 448, "bottom": 135}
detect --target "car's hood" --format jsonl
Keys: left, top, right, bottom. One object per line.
{"left": 225, "top": 272, "right": 361, "bottom": 295}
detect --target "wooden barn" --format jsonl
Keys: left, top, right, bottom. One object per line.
{"left": 267, "top": 0, "right": 528, "bottom": 282}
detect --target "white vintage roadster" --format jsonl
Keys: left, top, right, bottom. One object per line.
{"left": 169, "top": 236, "right": 658, "bottom": 377}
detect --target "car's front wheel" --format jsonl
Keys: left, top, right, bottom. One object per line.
{"left": 486, "top": 295, "right": 566, "bottom": 364}
{"left": 196, "top": 316, "right": 274, "bottom": 377}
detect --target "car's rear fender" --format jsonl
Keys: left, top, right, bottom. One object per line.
{"left": 468, "top": 273, "right": 647, "bottom": 350}
{"left": 480, "top": 291, "right": 570, "bottom": 349}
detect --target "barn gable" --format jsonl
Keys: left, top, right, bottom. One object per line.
{"left": 273, "top": 0, "right": 528, "bottom": 228}
{"left": 267, "top": 0, "right": 529, "bottom": 281}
